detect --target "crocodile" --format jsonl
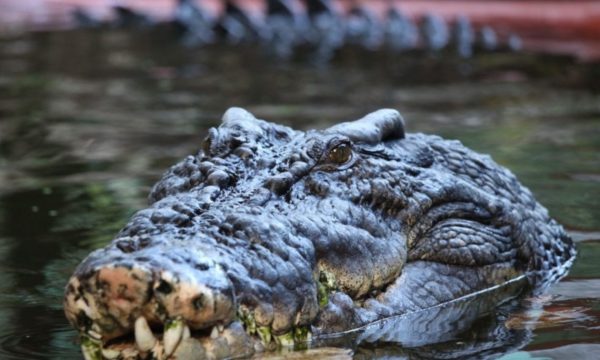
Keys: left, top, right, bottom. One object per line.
{"left": 64, "top": 108, "right": 575, "bottom": 359}
{"left": 169, "top": 0, "right": 521, "bottom": 62}
{"left": 70, "top": 0, "right": 521, "bottom": 62}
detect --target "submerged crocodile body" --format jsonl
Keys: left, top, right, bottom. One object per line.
{"left": 69, "top": 0, "right": 520, "bottom": 62}
{"left": 174, "top": 0, "right": 518, "bottom": 59}
{"left": 64, "top": 108, "right": 575, "bottom": 359}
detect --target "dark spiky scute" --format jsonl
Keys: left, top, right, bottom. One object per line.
{"left": 71, "top": 0, "right": 518, "bottom": 61}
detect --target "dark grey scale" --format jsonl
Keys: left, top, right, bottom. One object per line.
{"left": 263, "top": 18, "right": 295, "bottom": 59}
{"left": 385, "top": 8, "right": 418, "bottom": 52}
{"left": 172, "top": 156, "right": 199, "bottom": 177}
{"left": 246, "top": 188, "right": 272, "bottom": 208}
{"left": 171, "top": 199, "right": 200, "bottom": 219}
{"left": 72, "top": 8, "right": 101, "bottom": 28}
{"left": 198, "top": 161, "right": 215, "bottom": 176}
{"left": 114, "top": 238, "right": 138, "bottom": 254}
{"left": 136, "top": 235, "right": 156, "bottom": 249}
{"left": 306, "top": 0, "right": 334, "bottom": 16}
{"left": 112, "top": 6, "right": 152, "bottom": 28}
{"left": 173, "top": 0, "right": 216, "bottom": 47}
{"left": 263, "top": 0, "right": 309, "bottom": 59}
{"left": 314, "top": 291, "right": 364, "bottom": 332}
{"left": 149, "top": 207, "right": 190, "bottom": 230}
{"left": 479, "top": 25, "right": 499, "bottom": 51}
{"left": 289, "top": 161, "right": 310, "bottom": 177}
{"left": 305, "top": 0, "right": 346, "bottom": 63}
{"left": 117, "top": 209, "right": 156, "bottom": 237}
{"left": 217, "top": 1, "right": 270, "bottom": 44}
{"left": 206, "top": 169, "right": 232, "bottom": 187}
{"left": 203, "top": 127, "right": 245, "bottom": 158}
{"left": 227, "top": 257, "right": 273, "bottom": 296}
{"left": 345, "top": 6, "right": 383, "bottom": 50}
{"left": 452, "top": 15, "right": 475, "bottom": 58}
{"left": 233, "top": 145, "right": 255, "bottom": 162}
{"left": 216, "top": 13, "right": 249, "bottom": 44}
{"left": 508, "top": 33, "right": 523, "bottom": 51}
{"left": 251, "top": 247, "right": 280, "bottom": 286}
{"left": 148, "top": 155, "right": 205, "bottom": 203}
{"left": 421, "top": 13, "right": 450, "bottom": 51}
{"left": 186, "top": 168, "right": 205, "bottom": 189}
{"left": 265, "top": 172, "right": 295, "bottom": 196}
{"left": 268, "top": 0, "right": 296, "bottom": 17}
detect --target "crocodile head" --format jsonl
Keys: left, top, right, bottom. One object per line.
{"left": 64, "top": 108, "right": 574, "bottom": 359}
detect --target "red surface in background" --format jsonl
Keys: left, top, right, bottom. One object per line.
{"left": 0, "top": 0, "right": 599, "bottom": 61}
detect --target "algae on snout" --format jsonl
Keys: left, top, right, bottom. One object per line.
{"left": 317, "top": 270, "right": 338, "bottom": 307}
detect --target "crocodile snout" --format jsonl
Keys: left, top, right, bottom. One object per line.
{"left": 63, "top": 247, "right": 236, "bottom": 345}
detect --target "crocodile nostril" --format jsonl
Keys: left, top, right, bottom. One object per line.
{"left": 192, "top": 294, "right": 206, "bottom": 310}
{"left": 75, "top": 310, "right": 93, "bottom": 330}
{"left": 156, "top": 279, "right": 173, "bottom": 294}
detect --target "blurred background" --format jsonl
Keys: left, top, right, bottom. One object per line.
{"left": 0, "top": 1, "right": 599, "bottom": 359}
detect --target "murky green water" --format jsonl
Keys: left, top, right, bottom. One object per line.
{"left": 0, "top": 28, "right": 599, "bottom": 359}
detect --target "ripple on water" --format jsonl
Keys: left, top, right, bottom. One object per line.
{"left": 0, "top": 318, "right": 80, "bottom": 360}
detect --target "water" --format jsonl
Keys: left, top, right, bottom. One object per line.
{"left": 0, "top": 28, "right": 599, "bottom": 359}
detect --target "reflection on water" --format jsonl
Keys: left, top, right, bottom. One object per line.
{"left": 0, "top": 27, "right": 599, "bottom": 359}
{"left": 323, "top": 276, "right": 535, "bottom": 358}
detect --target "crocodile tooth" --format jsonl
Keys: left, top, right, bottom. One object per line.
{"left": 163, "top": 319, "right": 184, "bottom": 357}
{"left": 210, "top": 326, "right": 219, "bottom": 339}
{"left": 87, "top": 329, "right": 101, "bottom": 340}
{"left": 217, "top": 324, "right": 224, "bottom": 333}
{"left": 101, "top": 348, "right": 120, "bottom": 359}
{"left": 135, "top": 317, "right": 157, "bottom": 352}
{"left": 182, "top": 325, "right": 191, "bottom": 340}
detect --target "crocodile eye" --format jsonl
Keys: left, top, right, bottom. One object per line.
{"left": 328, "top": 143, "right": 352, "bottom": 164}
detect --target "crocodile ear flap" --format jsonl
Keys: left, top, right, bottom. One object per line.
{"left": 325, "top": 109, "right": 405, "bottom": 144}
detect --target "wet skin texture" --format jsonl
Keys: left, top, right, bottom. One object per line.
{"left": 63, "top": 108, "right": 575, "bottom": 359}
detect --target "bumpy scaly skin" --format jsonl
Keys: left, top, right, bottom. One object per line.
{"left": 71, "top": 0, "right": 513, "bottom": 61}
{"left": 64, "top": 108, "right": 574, "bottom": 359}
